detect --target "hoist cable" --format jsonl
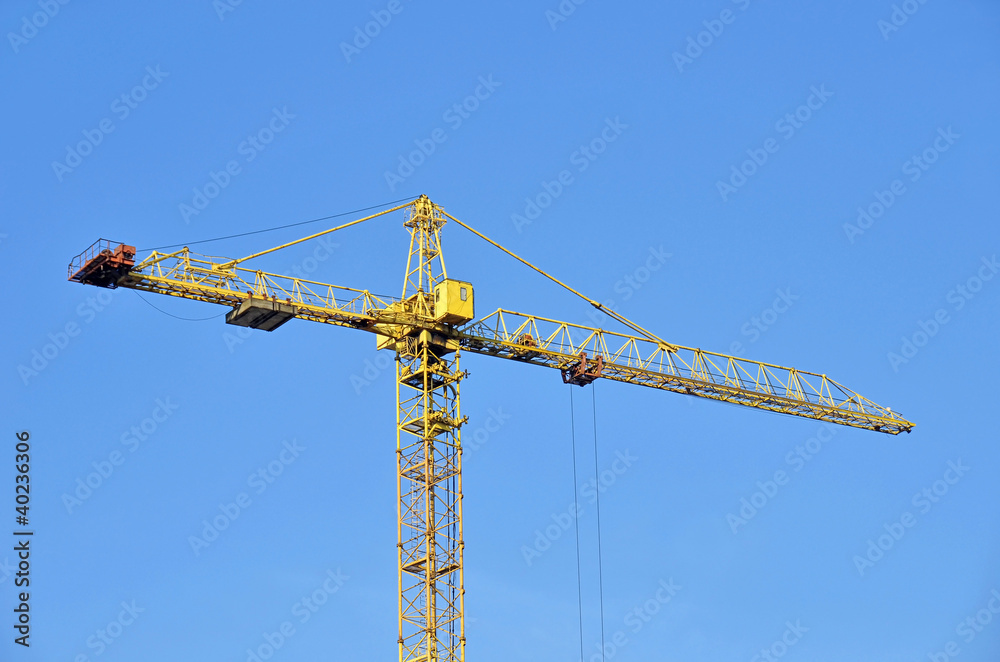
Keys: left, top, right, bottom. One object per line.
{"left": 592, "top": 384, "right": 607, "bottom": 661}
{"left": 570, "top": 388, "right": 585, "bottom": 662}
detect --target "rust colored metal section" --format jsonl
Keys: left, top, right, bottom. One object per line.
{"left": 68, "top": 240, "right": 136, "bottom": 288}
{"left": 561, "top": 351, "right": 603, "bottom": 386}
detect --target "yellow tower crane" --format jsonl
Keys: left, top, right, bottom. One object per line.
{"left": 68, "top": 195, "right": 913, "bottom": 662}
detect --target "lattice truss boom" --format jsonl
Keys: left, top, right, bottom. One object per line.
{"left": 459, "top": 310, "right": 911, "bottom": 434}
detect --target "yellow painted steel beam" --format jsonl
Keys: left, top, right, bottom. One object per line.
{"left": 112, "top": 243, "right": 913, "bottom": 435}
{"left": 396, "top": 343, "right": 465, "bottom": 662}
{"left": 457, "top": 309, "right": 914, "bottom": 435}
{"left": 116, "top": 245, "right": 913, "bottom": 436}
{"left": 116, "top": 247, "right": 432, "bottom": 332}
{"left": 441, "top": 210, "right": 679, "bottom": 352}
{"left": 397, "top": 198, "right": 465, "bottom": 662}
{"left": 219, "top": 199, "right": 414, "bottom": 269}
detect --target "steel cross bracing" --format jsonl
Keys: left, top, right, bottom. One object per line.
{"left": 396, "top": 342, "right": 465, "bottom": 662}
{"left": 396, "top": 198, "right": 466, "bottom": 662}
{"left": 457, "top": 310, "right": 911, "bottom": 434}
{"left": 67, "top": 194, "right": 914, "bottom": 662}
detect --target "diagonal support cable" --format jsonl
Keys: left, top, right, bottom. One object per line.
{"left": 441, "top": 210, "right": 679, "bottom": 353}
{"left": 220, "top": 200, "right": 416, "bottom": 269}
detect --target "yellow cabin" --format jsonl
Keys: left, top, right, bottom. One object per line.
{"left": 433, "top": 279, "right": 473, "bottom": 325}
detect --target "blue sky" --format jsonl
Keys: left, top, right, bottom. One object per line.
{"left": 2, "top": 1, "right": 999, "bottom": 660}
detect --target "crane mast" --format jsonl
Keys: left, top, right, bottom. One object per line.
{"left": 66, "top": 194, "right": 913, "bottom": 661}
{"left": 396, "top": 198, "right": 465, "bottom": 661}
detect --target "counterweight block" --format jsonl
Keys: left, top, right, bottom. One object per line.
{"left": 226, "top": 296, "right": 296, "bottom": 331}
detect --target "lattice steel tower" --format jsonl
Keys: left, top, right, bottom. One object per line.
{"left": 395, "top": 197, "right": 466, "bottom": 662}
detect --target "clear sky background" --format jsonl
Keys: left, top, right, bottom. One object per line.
{"left": 2, "top": 1, "right": 999, "bottom": 660}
